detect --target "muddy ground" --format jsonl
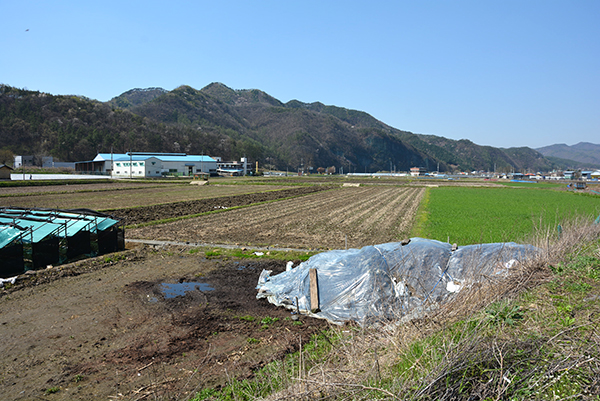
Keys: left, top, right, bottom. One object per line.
{"left": 0, "top": 246, "right": 329, "bottom": 401}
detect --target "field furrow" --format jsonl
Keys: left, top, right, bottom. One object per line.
{"left": 129, "top": 186, "right": 425, "bottom": 249}
{"left": 334, "top": 187, "right": 407, "bottom": 229}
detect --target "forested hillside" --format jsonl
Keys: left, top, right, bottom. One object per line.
{"left": 0, "top": 82, "right": 564, "bottom": 172}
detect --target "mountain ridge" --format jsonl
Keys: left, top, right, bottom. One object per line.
{"left": 536, "top": 142, "right": 600, "bottom": 168}
{"left": 2, "top": 83, "right": 595, "bottom": 172}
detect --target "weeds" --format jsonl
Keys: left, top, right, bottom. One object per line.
{"left": 44, "top": 386, "right": 60, "bottom": 394}
{"left": 103, "top": 253, "right": 126, "bottom": 263}
{"left": 187, "top": 219, "right": 600, "bottom": 400}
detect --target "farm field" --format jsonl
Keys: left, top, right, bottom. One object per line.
{"left": 415, "top": 186, "right": 600, "bottom": 245}
{"left": 0, "top": 181, "right": 298, "bottom": 210}
{"left": 2, "top": 178, "right": 599, "bottom": 400}
{"left": 127, "top": 186, "right": 426, "bottom": 250}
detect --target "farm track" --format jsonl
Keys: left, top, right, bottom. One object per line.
{"left": 129, "top": 186, "right": 426, "bottom": 249}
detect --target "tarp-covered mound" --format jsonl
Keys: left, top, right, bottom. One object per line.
{"left": 256, "top": 238, "right": 539, "bottom": 325}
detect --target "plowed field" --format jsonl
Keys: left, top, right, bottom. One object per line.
{"left": 128, "top": 186, "right": 425, "bottom": 249}
{"left": 1, "top": 181, "right": 426, "bottom": 400}
{"left": 111, "top": 185, "right": 332, "bottom": 225}
{"left": 0, "top": 182, "right": 300, "bottom": 211}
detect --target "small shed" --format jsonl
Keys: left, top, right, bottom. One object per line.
{"left": 0, "top": 164, "right": 13, "bottom": 180}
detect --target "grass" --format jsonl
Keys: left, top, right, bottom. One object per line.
{"left": 193, "top": 246, "right": 316, "bottom": 262}
{"left": 413, "top": 186, "right": 600, "bottom": 245}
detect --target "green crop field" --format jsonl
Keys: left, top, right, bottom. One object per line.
{"left": 414, "top": 186, "right": 600, "bottom": 245}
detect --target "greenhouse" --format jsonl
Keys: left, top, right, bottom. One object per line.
{"left": 0, "top": 207, "right": 124, "bottom": 277}
{"left": 257, "top": 238, "right": 539, "bottom": 326}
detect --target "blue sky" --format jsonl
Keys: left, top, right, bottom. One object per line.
{"left": 2, "top": 0, "right": 598, "bottom": 148}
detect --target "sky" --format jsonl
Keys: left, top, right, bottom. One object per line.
{"left": 2, "top": 0, "right": 599, "bottom": 149}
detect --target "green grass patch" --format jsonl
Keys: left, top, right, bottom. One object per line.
{"left": 416, "top": 186, "right": 600, "bottom": 244}
{"left": 190, "top": 246, "right": 317, "bottom": 261}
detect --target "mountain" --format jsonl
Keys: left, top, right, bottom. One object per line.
{"left": 107, "top": 87, "right": 168, "bottom": 109}
{"left": 0, "top": 84, "right": 228, "bottom": 162}
{"left": 0, "top": 82, "right": 562, "bottom": 173}
{"left": 536, "top": 143, "right": 600, "bottom": 169}
{"left": 128, "top": 83, "right": 436, "bottom": 172}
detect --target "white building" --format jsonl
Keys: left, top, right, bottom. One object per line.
{"left": 76, "top": 152, "right": 217, "bottom": 177}
{"left": 14, "top": 155, "right": 34, "bottom": 168}
{"left": 215, "top": 157, "right": 249, "bottom": 176}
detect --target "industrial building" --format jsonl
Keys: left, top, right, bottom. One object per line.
{"left": 0, "top": 207, "right": 124, "bottom": 277}
{"left": 75, "top": 152, "right": 218, "bottom": 177}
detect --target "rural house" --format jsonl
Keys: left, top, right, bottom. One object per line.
{"left": 0, "top": 164, "right": 13, "bottom": 180}
{"left": 410, "top": 167, "right": 426, "bottom": 177}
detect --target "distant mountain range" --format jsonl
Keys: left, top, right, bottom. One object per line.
{"left": 1, "top": 83, "right": 598, "bottom": 172}
{"left": 536, "top": 143, "right": 600, "bottom": 170}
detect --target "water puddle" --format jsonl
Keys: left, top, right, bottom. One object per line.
{"left": 160, "top": 282, "right": 215, "bottom": 299}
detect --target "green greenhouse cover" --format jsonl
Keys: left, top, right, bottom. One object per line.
{"left": 0, "top": 208, "right": 121, "bottom": 247}
{"left": 0, "top": 226, "right": 23, "bottom": 248}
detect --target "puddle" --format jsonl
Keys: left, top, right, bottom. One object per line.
{"left": 160, "top": 282, "right": 215, "bottom": 299}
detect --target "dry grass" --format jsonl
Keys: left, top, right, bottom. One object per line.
{"left": 231, "top": 220, "right": 600, "bottom": 401}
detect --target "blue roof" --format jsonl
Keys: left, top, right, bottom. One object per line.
{"left": 98, "top": 153, "right": 215, "bottom": 162}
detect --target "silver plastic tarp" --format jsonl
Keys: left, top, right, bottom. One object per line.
{"left": 256, "top": 238, "right": 539, "bottom": 326}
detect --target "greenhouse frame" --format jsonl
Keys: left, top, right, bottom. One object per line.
{"left": 0, "top": 207, "right": 124, "bottom": 277}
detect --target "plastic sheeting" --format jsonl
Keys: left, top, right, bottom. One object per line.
{"left": 0, "top": 208, "right": 121, "bottom": 245}
{"left": 0, "top": 226, "right": 23, "bottom": 248}
{"left": 256, "top": 238, "right": 539, "bottom": 326}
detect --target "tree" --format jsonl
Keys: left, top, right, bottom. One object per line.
{"left": 0, "top": 149, "right": 14, "bottom": 166}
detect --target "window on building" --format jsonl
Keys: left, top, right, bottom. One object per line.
{"left": 116, "top": 163, "right": 121, "bottom": 167}
{"left": 133, "top": 162, "right": 138, "bottom": 166}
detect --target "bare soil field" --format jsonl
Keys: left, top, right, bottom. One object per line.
{"left": 111, "top": 186, "right": 332, "bottom": 226}
{"left": 0, "top": 181, "right": 425, "bottom": 400}
{"left": 0, "top": 181, "right": 298, "bottom": 211}
{"left": 128, "top": 186, "right": 425, "bottom": 249}
{"left": 0, "top": 246, "right": 328, "bottom": 401}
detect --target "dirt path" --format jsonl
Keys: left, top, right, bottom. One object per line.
{"left": 0, "top": 246, "right": 328, "bottom": 400}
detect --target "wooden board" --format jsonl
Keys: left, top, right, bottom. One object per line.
{"left": 309, "top": 268, "right": 320, "bottom": 313}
